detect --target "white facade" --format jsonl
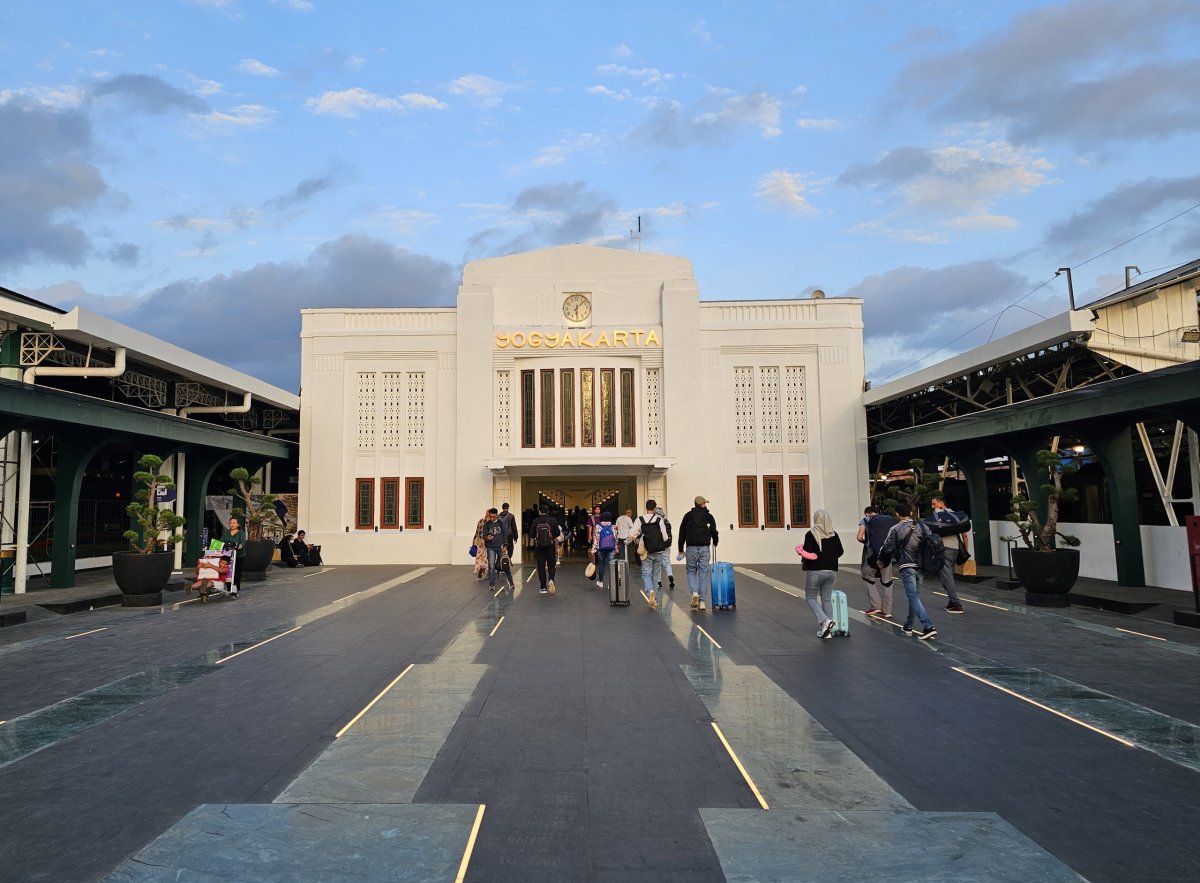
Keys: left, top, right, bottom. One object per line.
{"left": 299, "top": 245, "right": 868, "bottom": 564}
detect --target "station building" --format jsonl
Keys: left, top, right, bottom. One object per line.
{"left": 298, "top": 245, "right": 869, "bottom": 564}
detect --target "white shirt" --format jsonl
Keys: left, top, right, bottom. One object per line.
{"left": 615, "top": 514, "right": 634, "bottom": 540}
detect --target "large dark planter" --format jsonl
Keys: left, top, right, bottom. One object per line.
{"left": 1011, "top": 547, "right": 1080, "bottom": 607}
{"left": 239, "top": 539, "right": 275, "bottom": 582}
{"left": 112, "top": 550, "right": 174, "bottom": 607}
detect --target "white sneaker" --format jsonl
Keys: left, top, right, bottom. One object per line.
{"left": 697, "top": 600, "right": 706, "bottom": 611}
{"left": 597, "top": 581, "right": 604, "bottom": 589}
{"left": 690, "top": 593, "right": 700, "bottom": 609}
{"left": 547, "top": 579, "right": 556, "bottom": 595}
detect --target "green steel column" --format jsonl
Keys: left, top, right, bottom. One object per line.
{"left": 183, "top": 449, "right": 234, "bottom": 564}
{"left": 49, "top": 434, "right": 109, "bottom": 588}
{"left": 1088, "top": 422, "right": 1146, "bottom": 587}
{"left": 948, "top": 447, "right": 993, "bottom": 567}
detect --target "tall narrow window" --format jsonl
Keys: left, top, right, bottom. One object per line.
{"left": 380, "top": 373, "right": 404, "bottom": 448}
{"left": 581, "top": 368, "right": 595, "bottom": 447}
{"left": 620, "top": 368, "right": 635, "bottom": 447}
{"left": 520, "top": 370, "right": 535, "bottom": 448}
{"left": 357, "top": 373, "right": 376, "bottom": 448}
{"left": 737, "top": 476, "right": 758, "bottom": 528}
{"left": 763, "top": 475, "right": 784, "bottom": 528}
{"left": 405, "top": 478, "right": 425, "bottom": 529}
{"left": 789, "top": 475, "right": 810, "bottom": 528}
{"left": 560, "top": 368, "right": 575, "bottom": 446}
{"left": 540, "top": 369, "right": 555, "bottom": 447}
{"left": 355, "top": 478, "right": 374, "bottom": 529}
{"left": 600, "top": 368, "right": 615, "bottom": 447}
{"left": 734, "top": 367, "right": 754, "bottom": 445}
{"left": 406, "top": 372, "right": 425, "bottom": 448}
{"left": 760, "top": 367, "right": 780, "bottom": 445}
{"left": 380, "top": 477, "right": 400, "bottom": 529}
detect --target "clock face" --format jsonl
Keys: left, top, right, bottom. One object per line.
{"left": 563, "top": 293, "right": 591, "bottom": 322}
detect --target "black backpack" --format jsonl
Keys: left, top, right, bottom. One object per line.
{"left": 534, "top": 519, "right": 555, "bottom": 549}
{"left": 916, "top": 522, "right": 945, "bottom": 576}
{"left": 640, "top": 516, "right": 669, "bottom": 553}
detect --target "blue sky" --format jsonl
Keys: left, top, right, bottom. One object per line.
{"left": 3, "top": 0, "right": 1199, "bottom": 389}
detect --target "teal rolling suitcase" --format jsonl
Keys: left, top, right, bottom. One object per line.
{"left": 830, "top": 589, "right": 850, "bottom": 637}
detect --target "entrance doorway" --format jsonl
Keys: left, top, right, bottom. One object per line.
{"left": 519, "top": 475, "right": 638, "bottom": 559}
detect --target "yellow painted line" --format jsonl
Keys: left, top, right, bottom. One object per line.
{"left": 303, "top": 567, "right": 335, "bottom": 578}
{"left": 454, "top": 804, "right": 487, "bottom": 883}
{"left": 65, "top": 627, "right": 108, "bottom": 640}
{"left": 695, "top": 625, "right": 722, "bottom": 649}
{"left": 493, "top": 583, "right": 508, "bottom": 596}
{"left": 952, "top": 667, "right": 1136, "bottom": 748}
{"left": 488, "top": 615, "right": 505, "bottom": 637}
{"left": 336, "top": 591, "right": 362, "bottom": 603}
{"left": 216, "top": 626, "right": 302, "bottom": 665}
{"left": 1116, "top": 627, "right": 1167, "bottom": 642}
{"left": 525, "top": 569, "right": 536, "bottom": 583}
{"left": 711, "top": 722, "right": 768, "bottom": 810}
{"left": 336, "top": 663, "right": 414, "bottom": 737}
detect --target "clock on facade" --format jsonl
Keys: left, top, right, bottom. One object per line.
{"left": 563, "top": 293, "right": 591, "bottom": 322}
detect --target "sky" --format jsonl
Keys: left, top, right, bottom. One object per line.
{"left": 3, "top": 0, "right": 1199, "bottom": 391}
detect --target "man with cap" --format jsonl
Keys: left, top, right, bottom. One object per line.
{"left": 497, "top": 502, "right": 519, "bottom": 560}
{"left": 677, "top": 495, "right": 719, "bottom": 611}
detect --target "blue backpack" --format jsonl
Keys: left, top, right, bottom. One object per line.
{"left": 597, "top": 523, "right": 616, "bottom": 551}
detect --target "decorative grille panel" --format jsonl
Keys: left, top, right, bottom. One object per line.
{"left": 759, "top": 367, "right": 780, "bottom": 445}
{"left": 380, "top": 373, "right": 404, "bottom": 449}
{"left": 784, "top": 366, "right": 808, "bottom": 445}
{"left": 357, "top": 373, "right": 376, "bottom": 449}
{"left": 406, "top": 372, "right": 425, "bottom": 448}
{"left": 496, "top": 371, "right": 512, "bottom": 449}
{"left": 645, "top": 368, "right": 661, "bottom": 449}
{"left": 734, "top": 367, "right": 755, "bottom": 445}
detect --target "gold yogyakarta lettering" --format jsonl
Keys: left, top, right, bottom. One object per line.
{"left": 495, "top": 329, "right": 661, "bottom": 349}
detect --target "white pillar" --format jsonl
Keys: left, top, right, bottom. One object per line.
{"left": 173, "top": 452, "right": 186, "bottom": 570}
{"left": 14, "top": 430, "right": 32, "bottom": 593}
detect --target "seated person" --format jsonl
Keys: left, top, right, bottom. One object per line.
{"left": 292, "top": 530, "right": 313, "bottom": 566}
{"left": 278, "top": 533, "right": 300, "bottom": 567}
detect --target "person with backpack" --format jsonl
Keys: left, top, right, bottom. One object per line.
{"left": 628, "top": 499, "right": 671, "bottom": 610}
{"left": 591, "top": 511, "right": 618, "bottom": 591}
{"left": 530, "top": 505, "right": 562, "bottom": 595}
{"left": 930, "top": 494, "right": 966, "bottom": 614}
{"left": 482, "top": 508, "right": 513, "bottom": 590}
{"left": 878, "top": 507, "right": 938, "bottom": 640}
{"left": 677, "top": 495, "right": 719, "bottom": 611}
{"left": 856, "top": 505, "right": 896, "bottom": 618}
{"left": 655, "top": 506, "right": 675, "bottom": 590}
{"left": 497, "top": 502, "right": 519, "bottom": 559}
{"left": 799, "top": 509, "right": 845, "bottom": 639}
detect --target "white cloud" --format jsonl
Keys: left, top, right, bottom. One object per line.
{"left": 285, "top": 0, "right": 314, "bottom": 9}
{"left": 448, "top": 74, "right": 516, "bottom": 107}
{"left": 594, "top": 63, "right": 675, "bottom": 87}
{"left": 756, "top": 170, "right": 816, "bottom": 216}
{"left": 850, "top": 219, "right": 947, "bottom": 244}
{"left": 305, "top": 87, "right": 447, "bottom": 116}
{"left": 238, "top": 58, "right": 280, "bottom": 77}
{"left": 345, "top": 55, "right": 366, "bottom": 70}
{"left": 613, "top": 43, "right": 632, "bottom": 58}
{"left": 530, "top": 133, "right": 602, "bottom": 167}
{"left": 796, "top": 117, "right": 845, "bottom": 130}
{"left": 88, "top": 48, "right": 119, "bottom": 57}
{"left": 694, "top": 91, "right": 781, "bottom": 138}
{"left": 191, "top": 78, "right": 224, "bottom": 96}
{"left": 190, "top": 103, "right": 275, "bottom": 130}
{"left": 365, "top": 207, "right": 439, "bottom": 236}
{"left": 946, "top": 213, "right": 1019, "bottom": 230}
{"left": 692, "top": 18, "right": 713, "bottom": 44}
{"left": 0, "top": 84, "right": 86, "bottom": 109}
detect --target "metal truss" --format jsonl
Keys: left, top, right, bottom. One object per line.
{"left": 262, "top": 409, "right": 288, "bottom": 431}
{"left": 19, "top": 333, "right": 66, "bottom": 367}
{"left": 222, "top": 411, "right": 259, "bottom": 430}
{"left": 174, "top": 382, "right": 226, "bottom": 409}
{"left": 114, "top": 372, "right": 168, "bottom": 408}
{"left": 1135, "top": 420, "right": 1200, "bottom": 527}
{"left": 867, "top": 339, "right": 1136, "bottom": 436}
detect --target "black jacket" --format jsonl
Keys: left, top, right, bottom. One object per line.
{"left": 678, "top": 506, "right": 719, "bottom": 552}
{"left": 801, "top": 531, "right": 844, "bottom": 571}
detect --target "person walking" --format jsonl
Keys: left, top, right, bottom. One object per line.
{"left": 677, "top": 495, "right": 719, "bottom": 611}
{"left": 224, "top": 515, "right": 247, "bottom": 597}
{"left": 529, "top": 505, "right": 562, "bottom": 595}
{"left": 615, "top": 508, "right": 635, "bottom": 564}
{"left": 856, "top": 505, "right": 896, "bottom": 617}
{"left": 591, "top": 511, "right": 618, "bottom": 591}
{"left": 483, "top": 508, "right": 512, "bottom": 589}
{"left": 879, "top": 508, "right": 937, "bottom": 640}
{"left": 930, "top": 494, "right": 966, "bottom": 614}
{"left": 628, "top": 499, "right": 670, "bottom": 610}
{"left": 799, "top": 509, "right": 844, "bottom": 638}
{"left": 497, "top": 502, "right": 519, "bottom": 560}
{"left": 472, "top": 510, "right": 490, "bottom": 580}
{"left": 655, "top": 506, "right": 676, "bottom": 591}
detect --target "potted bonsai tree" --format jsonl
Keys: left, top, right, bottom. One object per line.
{"left": 113, "top": 454, "right": 186, "bottom": 607}
{"left": 1005, "top": 448, "right": 1082, "bottom": 606}
{"left": 881, "top": 456, "right": 940, "bottom": 519}
{"left": 228, "top": 466, "right": 283, "bottom": 582}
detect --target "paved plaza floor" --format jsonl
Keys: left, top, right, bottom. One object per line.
{"left": 1, "top": 559, "right": 1198, "bottom": 881}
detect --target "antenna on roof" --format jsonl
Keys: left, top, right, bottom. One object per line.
{"left": 629, "top": 215, "right": 642, "bottom": 252}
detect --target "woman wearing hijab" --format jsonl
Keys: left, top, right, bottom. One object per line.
{"left": 798, "top": 509, "right": 844, "bottom": 639}
{"left": 472, "top": 509, "right": 490, "bottom": 580}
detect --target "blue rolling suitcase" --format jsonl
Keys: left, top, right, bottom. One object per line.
{"left": 829, "top": 589, "right": 850, "bottom": 637}
{"left": 710, "top": 557, "right": 736, "bottom": 610}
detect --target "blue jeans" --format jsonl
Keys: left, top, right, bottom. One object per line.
{"left": 487, "top": 547, "right": 511, "bottom": 586}
{"left": 641, "top": 549, "right": 670, "bottom": 592}
{"left": 685, "top": 545, "right": 711, "bottom": 600}
{"left": 804, "top": 569, "right": 836, "bottom": 623}
{"left": 899, "top": 567, "right": 932, "bottom": 630}
{"left": 595, "top": 548, "right": 615, "bottom": 583}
